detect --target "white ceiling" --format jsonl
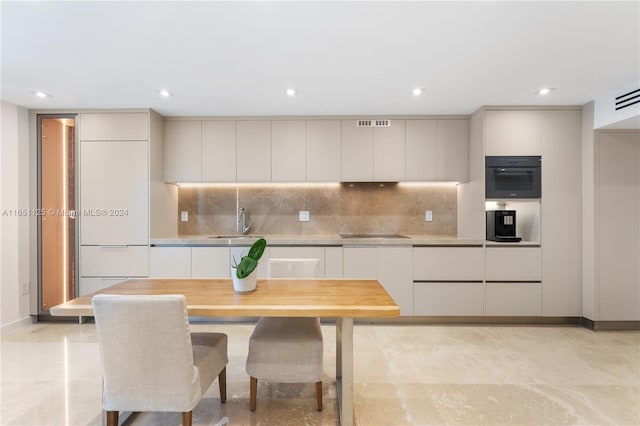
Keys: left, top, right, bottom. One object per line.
{"left": 2, "top": 1, "right": 639, "bottom": 117}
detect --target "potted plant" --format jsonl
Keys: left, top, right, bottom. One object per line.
{"left": 231, "top": 238, "right": 267, "bottom": 293}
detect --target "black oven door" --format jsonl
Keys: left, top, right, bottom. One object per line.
{"left": 486, "top": 167, "right": 541, "bottom": 198}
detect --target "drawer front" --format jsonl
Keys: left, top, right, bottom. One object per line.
{"left": 269, "top": 247, "right": 326, "bottom": 278}
{"left": 81, "top": 245, "right": 149, "bottom": 277}
{"left": 192, "top": 247, "right": 230, "bottom": 278}
{"left": 414, "top": 282, "right": 484, "bottom": 316}
{"left": 80, "top": 113, "right": 148, "bottom": 141}
{"left": 149, "top": 247, "right": 191, "bottom": 278}
{"left": 485, "top": 282, "right": 542, "bottom": 316}
{"left": 413, "top": 247, "right": 484, "bottom": 281}
{"left": 486, "top": 247, "right": 542, "bottom": 281}
{"left": 80, "top": 277, "right": 125, "bottom": 296}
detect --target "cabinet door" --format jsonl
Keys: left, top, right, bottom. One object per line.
{"left": 164, "top": 120, "right": 202, "bottom": 182}
{"left": 80, "top": 277, "right": 125, "bottom": 296}
{"left": 324, "top": 247, "right": 343, "bottom": 278}
{"left": 485, "top": 247, "right": 542, "bottom": 282}
{"left": 373, "top": 121, "right": 405, "bottom": 181}
{"left": 378, "top": 247, "right": 413, "bottom": 315}
{"left": 414, "top": 282, "right": 484, "bottom": 316}
{"left": 149, "top": 247, "right": 191, "bottom": 278}
{"left": 192, "top": 247, "right": 230, "bottom": 278}
{"left": 306, "top": 120, "right": 341, "bottom": 182}
{"left": 343, "top": 247, "right": 377, "bottom": 278}
{"left": 80, "top": 141, "right": 148, "bottom": 245}
{"left": 237, "top": 121, "right": 271, "bottom": 182}
{"left": 269, "top": 246, "right": 325, "bottom": 277}
{"left": 80, "top": 246, "right": 149, "bottom": 277}
{"left": 271, "top": 121, "right": 306, "bottom": 181}
{"left": 485, "top": 110, "right": 542, "bottom": 156}
{"left": 437, "top": 119, "right": 468, "bottom": 182}
{"left": 202, "top": 121, "right": 236, "bottom": 182}
{"left": 341, "top": 120, "right": 373, "bottom": 181}
{"left": 413, "top": 247, "right": 484, "bottom": 281}
{"left": 80, "top": 113, "right": 148, "bottom": 141}
{"left": 405, "top": 120, "right": 437, "bottom": 181}
{"left": 485, "top": 282, "right": 542, "bottom": 316}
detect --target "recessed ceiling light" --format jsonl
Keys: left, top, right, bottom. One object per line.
{"left": 412, "top": 88, "right": 424, "bottom": 96}
{"left": 157, "top": 89, "right": 173, "bottom": 97}
{"left": 286, "top": 88, "right": 298, "bottom": 97}
{"left": 33, "top": 91, "right": 51, "bottom": 98}
{"left": 536, "top": 87, "right": 555, "bottom": 95}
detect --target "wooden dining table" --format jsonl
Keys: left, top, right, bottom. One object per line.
{"left": 50, "top": 278, "right": 400, "bottom": 426}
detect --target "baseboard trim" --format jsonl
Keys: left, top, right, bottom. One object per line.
{"left": 354, "top": 316, "right": 582, "bottom": 325}
{"left": 1, "top": 316, "right": 35, "bottom": 335}
{"left": 581, "top": 318, "right": 640, "bottom": 331}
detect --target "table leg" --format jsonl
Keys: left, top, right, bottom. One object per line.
{"left": 335, "top": 317, "right": 353, "bottom": 426}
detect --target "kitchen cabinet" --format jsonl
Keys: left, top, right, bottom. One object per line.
{"left": 236, "top": 121, "right": 271, "bottom": 182}
{"left": 80, "top": 277, "right": 124, "bottom": 296}
{"left": 405, "top": 120, "right": 437, "bottom": 181}
{"left": 373, "top": 120, "right": 406, "bottom": 181}
{"left": 202, "top": 120, "right": 236, "bottom": 182}
{"left": 341, "top": 120, "right": 374, "bottom": 181}
{"left": 344, "top": 246, "right": 413, "bottom": 315}
{"left": 191, "top": 247, "right": 231, "bottom": 278}
{"left": 485, "top": 110, "right": 542, "bottom": 156}
{"left": 80, "top": 140, "right": 149, "bottom": 245}
{"left": 149, "top": 247, "right": 191, "bottom": 278}
{"left": 437, "top": 119, "right": 469, "bottom": 182}
{"left": 269, "top": 246, "right": 326, "bottom": 277}
{"left": 271, "top": 121, "right": 306, "bottom": 181}
{"left": 80, "top": 113, "right": 148, "bottom": 141}
{"left": 164, "top": 120, "right": 202, "bottom": 182}
{"left": 80, "top": 246, "right": 148, "bottom": 277}
{"left": 412, "top": 246, "right": 484, "bottom": 315}
{"left": 324, "top": 247, "right": 344, "bottom": 278}
{"left": 485, "top": 282, "right": 542, "bottom": 316}
{"left": 306, "top": 120, "right": 342, "bottom": 182}
{"left": 485, "top": 247, "right": 542, "bottom": 282}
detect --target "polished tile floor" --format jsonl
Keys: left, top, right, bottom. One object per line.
{"left": 1, "top": 322, "right": 639, "bottom": 425}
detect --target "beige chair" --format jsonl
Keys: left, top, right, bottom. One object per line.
{"left": 92, "top": 294, "right": 228, "bottom": 426}
{"left": 246, "top": 258, "right": 323, "bottom": 411}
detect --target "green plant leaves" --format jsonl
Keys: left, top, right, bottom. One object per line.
{"left": 247, "top": 238, "right": 266, "bottom": 261}
{"left": 235, "top": 238, "right": 267, "bottom": 279}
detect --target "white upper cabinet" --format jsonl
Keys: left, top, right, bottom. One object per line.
{"left": 373, "top": 120, "right": 406, "bottom": 181}
{"left": 341, "top": 120, "right": 374, "bottom": 181}
{"left": 164, "top": 120, "right": 202, "bottom": 182}
{"left": 485, "top": 110, "right": 542, "bottom": 156}
{"left": 202, "top": 121, "right": 236, "bottom": 182}
{"left": 236, "top": 121, "right": 271, "bottom": 182}
{"left": 306, "top": 120, "right": 341, "bottom": 182}
{"left": 80, "top": 113, "right": 148, "bottom": 141}
{"left": 271, "top": 121, "right": 306, "bottom": 181}
{"left": 406, "top": 120, "right": 437, "bottom": 181}
{"left": 437, "top": 119, "right": 469, "bottom": 182}
{"left": 80, "top": 140, "right": 149, "bottom": 245}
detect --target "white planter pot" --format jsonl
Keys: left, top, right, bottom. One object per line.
{"left": 231, "top": 267, "right": 258, "bottom": 293}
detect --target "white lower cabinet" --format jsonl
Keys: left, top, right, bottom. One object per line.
{"left": 485, "top": 282, "right": 542, "bottom": 316}
{"left": 192, "top": 247, "right": 231, "bottom": 278}
{"left": 414, "top": 282, "right": 484, "bottom": 316}
{"left": 324, "top": 247, "right": 343, "bottom": 278}
{"left": 149, "top": 247, "right": 191, "bottom": 278}
{"left": 344, "top": 246, "right": 413, "bottom": 316}
{"left": 80, "top": 245, "right": 149, "bottom": 277}
{"left": 485, "top": 247, "right": 542, "bottom": 281}
{"left": 269, "top": 247, "right": 326, "bottom": 277}
{"left": 80, "top": 277, "right": 126, "bottom": 296}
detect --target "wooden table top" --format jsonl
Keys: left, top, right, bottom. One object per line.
{"left": 50, "top": 278, "right": 400, "bottom": 318}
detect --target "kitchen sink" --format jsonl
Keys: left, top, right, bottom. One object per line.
{"left": 340, "top": 233, "right": 410, "bottom": 239}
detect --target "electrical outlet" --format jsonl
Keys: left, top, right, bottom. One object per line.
{"left": 20, "top": 282, "right": 29, "bottom": 296}
{"left": 181, "top": 211, "right": 189, "bottom": 222}
{"left": 425, "top": 210, "right": 433, "bottom": 222}
{"left": 299, "top": 211, "right": 310, "bottom": 222}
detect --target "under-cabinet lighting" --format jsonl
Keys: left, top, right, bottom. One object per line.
{"left": 177, "top": 182, "right": 340, "bottom": 188}
{"left": 398, "top": 182, "right": 459, "bottom": 187}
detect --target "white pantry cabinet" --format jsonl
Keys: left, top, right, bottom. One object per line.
{"left": 80, "top": 113, "right": 148, "bottom": 141}
{"left": 80, "top": 140, "right": 149, "bottom": 245}
{"left": 437, "top": 119, "right": 469, "bottom": 182}
{"left": 202, "top": 121, "right": 236, "bottom": 182}
{"left": 485, "top": 110, "right": 542, "bottom": 156}
{"left": 271, "top": 121, "right": 306, "bottom": 181}
{"left": 236, "top": 121, "right": 271, "bottom": 182}
{"left": 343, "top": 246, "right": 413, "bottom": 315}
{"left": 164, "top": 120, "right": 202, "bottom": 182}
{"left": 306, "top": 120, "right": 342, "bottom": 182}
{"left": 81, "top": 246, "right": 149, "bottom": 277}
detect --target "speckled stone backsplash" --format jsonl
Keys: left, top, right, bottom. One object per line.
{"left": 178, "top": 183, "right": 457, "bottom": 236}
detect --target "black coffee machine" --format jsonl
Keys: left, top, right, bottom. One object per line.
{"left": 486, "top": 210, "right": 521, "bottom": 242}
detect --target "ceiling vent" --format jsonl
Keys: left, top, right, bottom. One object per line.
{"left": 615, "top": 88, "right": 640, "bottom": 111}
{"left": 357, "top": 119, "right": 391, "bottom": 127}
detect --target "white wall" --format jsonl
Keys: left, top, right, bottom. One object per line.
{"left": 1, "top": 100, "right": 31, "bottom": 331}
{"left": 582, "top": 102, "right": 597, "bottom": 320}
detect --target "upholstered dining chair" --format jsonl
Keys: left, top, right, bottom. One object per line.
{"left": 246, "top": 258, "right": 324, "bottom": 411}
{"left": 92, "top": 294, "right": 228, "bottom": 426}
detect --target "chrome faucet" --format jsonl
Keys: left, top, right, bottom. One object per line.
{"left": 238, "top": 207, "right": 251, "bottom": 235}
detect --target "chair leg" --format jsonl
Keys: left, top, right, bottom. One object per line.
{"left": 250, "top": 376, "right": 257, "bottom": 411}
{"left": 315, "top": 381, "right": 323, "bottom": 411}
{"left": 219, "top": 367, "right": 227, "bottom": 403}
{"left": 182, "top": 411, "right": 192, "bottom": 426}
{"left": 106, "top": 411, "right": 118, "bottom": 426}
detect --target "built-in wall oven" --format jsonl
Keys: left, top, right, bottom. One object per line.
{"left": 485, "top": 156, "right": 541, "bottom": 199}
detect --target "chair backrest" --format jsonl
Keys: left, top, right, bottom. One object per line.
{"left": 267, "top": 258, "right": 320, "bottom": 279}
{"left": 92, "top": 294, "right": 201, "bottom": 412}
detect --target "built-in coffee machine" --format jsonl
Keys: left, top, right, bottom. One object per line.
{"left": 486, "top": 210, "right": 521, "bottom": 242}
